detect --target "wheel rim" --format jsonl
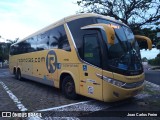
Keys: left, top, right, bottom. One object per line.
{"left": 65, "top": 81, "right": 74, "bottom": 94}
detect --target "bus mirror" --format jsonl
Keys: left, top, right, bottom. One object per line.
{"left": 81, "top": 24, "right": 115, "bottom": 45}
{"left": 135, "top": 35, "right": 152, "bottom": 50}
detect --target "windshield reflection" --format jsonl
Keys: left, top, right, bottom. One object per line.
{"left": 97, "top": 19, "right": 143, "bottom": 75}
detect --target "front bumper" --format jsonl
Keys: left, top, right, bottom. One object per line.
{"left": 103, "top": 81, "right": 144, "bottom": 102}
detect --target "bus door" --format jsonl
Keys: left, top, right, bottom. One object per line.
{"left": 79, "top": 31, "right": 103, "bottom": 101}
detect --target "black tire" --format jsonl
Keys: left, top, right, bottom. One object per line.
{"left": 14, "top": 72, "right": 17, "bottom": 79}
{"left": 62, "top": 76, "right": 77, "bottom": 100}
{"left": 13, "top": 68, "right": 17, "bottom": 79}
{"left": 16, "top": 69, "right": 22, "bottom": 81}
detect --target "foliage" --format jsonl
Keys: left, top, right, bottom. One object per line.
{"left": 148, "top": 57, "right": 160, "bottom": 66}
{"left": 77, "top": 0, "right": 160, "bottom": 29}
{"left": 142, "top": 57, "right": 148, "bottom": 62}
{"left": 76, "top": 0, "right": 160, "bottom": 46}
{"left": 0, "top": 38, "right": 19, "bottom": 61}
{"left": 157, "top": 53, "right": 160, "bottom": 58}
{"left": 0, "top": 43, "right": 10, "bottom": 61}
{"left": 6, "top": 38, "right": 19, "bottom": 45}
{"left": 157, "top": 41, "right": 160, "bottom": 49}
{"left": 137, "top": 27, "right": 160, "bottom": 47}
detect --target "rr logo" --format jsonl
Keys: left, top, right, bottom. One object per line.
{"left": 46, "top": 50, "right": 57, "bottom": 73}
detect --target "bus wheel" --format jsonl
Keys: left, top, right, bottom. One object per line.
{"left": 13, "top": 68, "right": 17, "bottom": 79}
{"left": 62, "top": 76, "right": 77, "bottom": 100}
{"left": 16, "top": 69, "right": 22, "bottom": 81}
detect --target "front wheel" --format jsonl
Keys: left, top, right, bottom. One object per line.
{"left": 62, "top": 76, "right": 77, "bottom": 100}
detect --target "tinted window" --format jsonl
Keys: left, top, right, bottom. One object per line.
{"left": 18, "top": 41, "right": 30, "bottom": 54}
{"left": 49, "top": 25, "right": 70, "bottom": 51}
{"left": 27, "top": 36, "right": 37, "bottom": 52}
{"left": 37, "top": 32, "right": 49, "bottom": 51}
{"left": 83, "top": 34, "right": 101, "bottom": 67}
{"left": 10, "top": 45, "right": 17, "bottom": 55}
{"left": 10, "top": 37, "right": 37, "bottom": 55}
{"left": 68, "top": 17, "right": 96, "bottom": 58}
{"left": 10, "top": 25, "right": 70, "bottom": 55}
{"left": 10, "top": 46, "right": 14, "bottom": 55}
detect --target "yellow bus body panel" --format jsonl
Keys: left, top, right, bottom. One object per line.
{"left": 102, "top": 70, "right": 144, "bottom": 102}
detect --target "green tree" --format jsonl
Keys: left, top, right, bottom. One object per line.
{"left": 0, "top": 38, "right": 19, "bottom": 61}
{"left": 76, "top": 0, "right": 160, "bottom": 41}
{"left": 0, "top": 43, "right": 10, "bottom": 61}
{"left": 157, "top": 41, "right": 160, "bottom": 50}
{"left": 137, "top": 27, "right": 160, "bottom": 47}
{"left": 6, "top": 38, "right": 19, "bottom": 45}
{"left": 142, "top": 57, "right": 148, "bottom": 62}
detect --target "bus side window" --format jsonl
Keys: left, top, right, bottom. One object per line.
{"left": 17, "top": 40, "right": 30, "bottom": 54}
{"left": 49, "top": 25, "right": 71, "bottom": 51}
{"left": 13, "top": 45, "right": 18, "bottom": 55}
{"left": 27, "top": 37, "right": 37, "bottom": 52}
{"left": 37, "top": 32, "right": 49, "bottom": 51}
{"left": 49, "top": 28, "right": 58, "bottom": 49}
{"left": 13, "top": 44, "right": 19, "bottom": 55}
{"left": 10, "top": 46, "right": 13, "bottom": 55}
{"left": 83, "top": 34, "right": 101, "bottom": 67}
{"left": 10, "top": 45, "right": 16, "bottom": 55}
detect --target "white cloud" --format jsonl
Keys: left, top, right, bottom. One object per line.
{"left": 141, "top": 48, "right": 160, "bottom": 59}
{"left": 0, "top": 0, "right": 80, "bottom": 42}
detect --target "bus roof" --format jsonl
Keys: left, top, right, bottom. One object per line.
{"left": 64, "top": 13, "right": 124, "bottom": 24}
{"left": 12, "top": 13, "right": 127, "bottom": 45}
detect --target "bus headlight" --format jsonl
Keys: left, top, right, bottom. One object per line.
{"left": 103, "top": 76, "right": 125, "bottom": 87}
{"left": 103, "top": 76, "right": 144, "bottom": 89}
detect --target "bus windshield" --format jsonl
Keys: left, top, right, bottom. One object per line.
{"left": 97, "top": 19, "right": 142, "bottom": 75}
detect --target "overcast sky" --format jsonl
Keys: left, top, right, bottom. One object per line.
{"left": 141, "top": 48, "right": 159, "bottom": 59}
{"left": 0, "top": 0, "right": 79, "bottom": 41}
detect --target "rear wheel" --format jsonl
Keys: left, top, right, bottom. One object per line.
{"left": 16, "top": 69, "right": 22, "bottom": 80}
{"left": 62, "top": 76, "right": 77, "bottom": 100}
{"left": 13, "top": 68, "right": 17, "bottom": 79}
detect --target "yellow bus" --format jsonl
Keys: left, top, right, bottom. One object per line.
{"left": 9, "top": 13, "right": 152, "bottom": 102}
